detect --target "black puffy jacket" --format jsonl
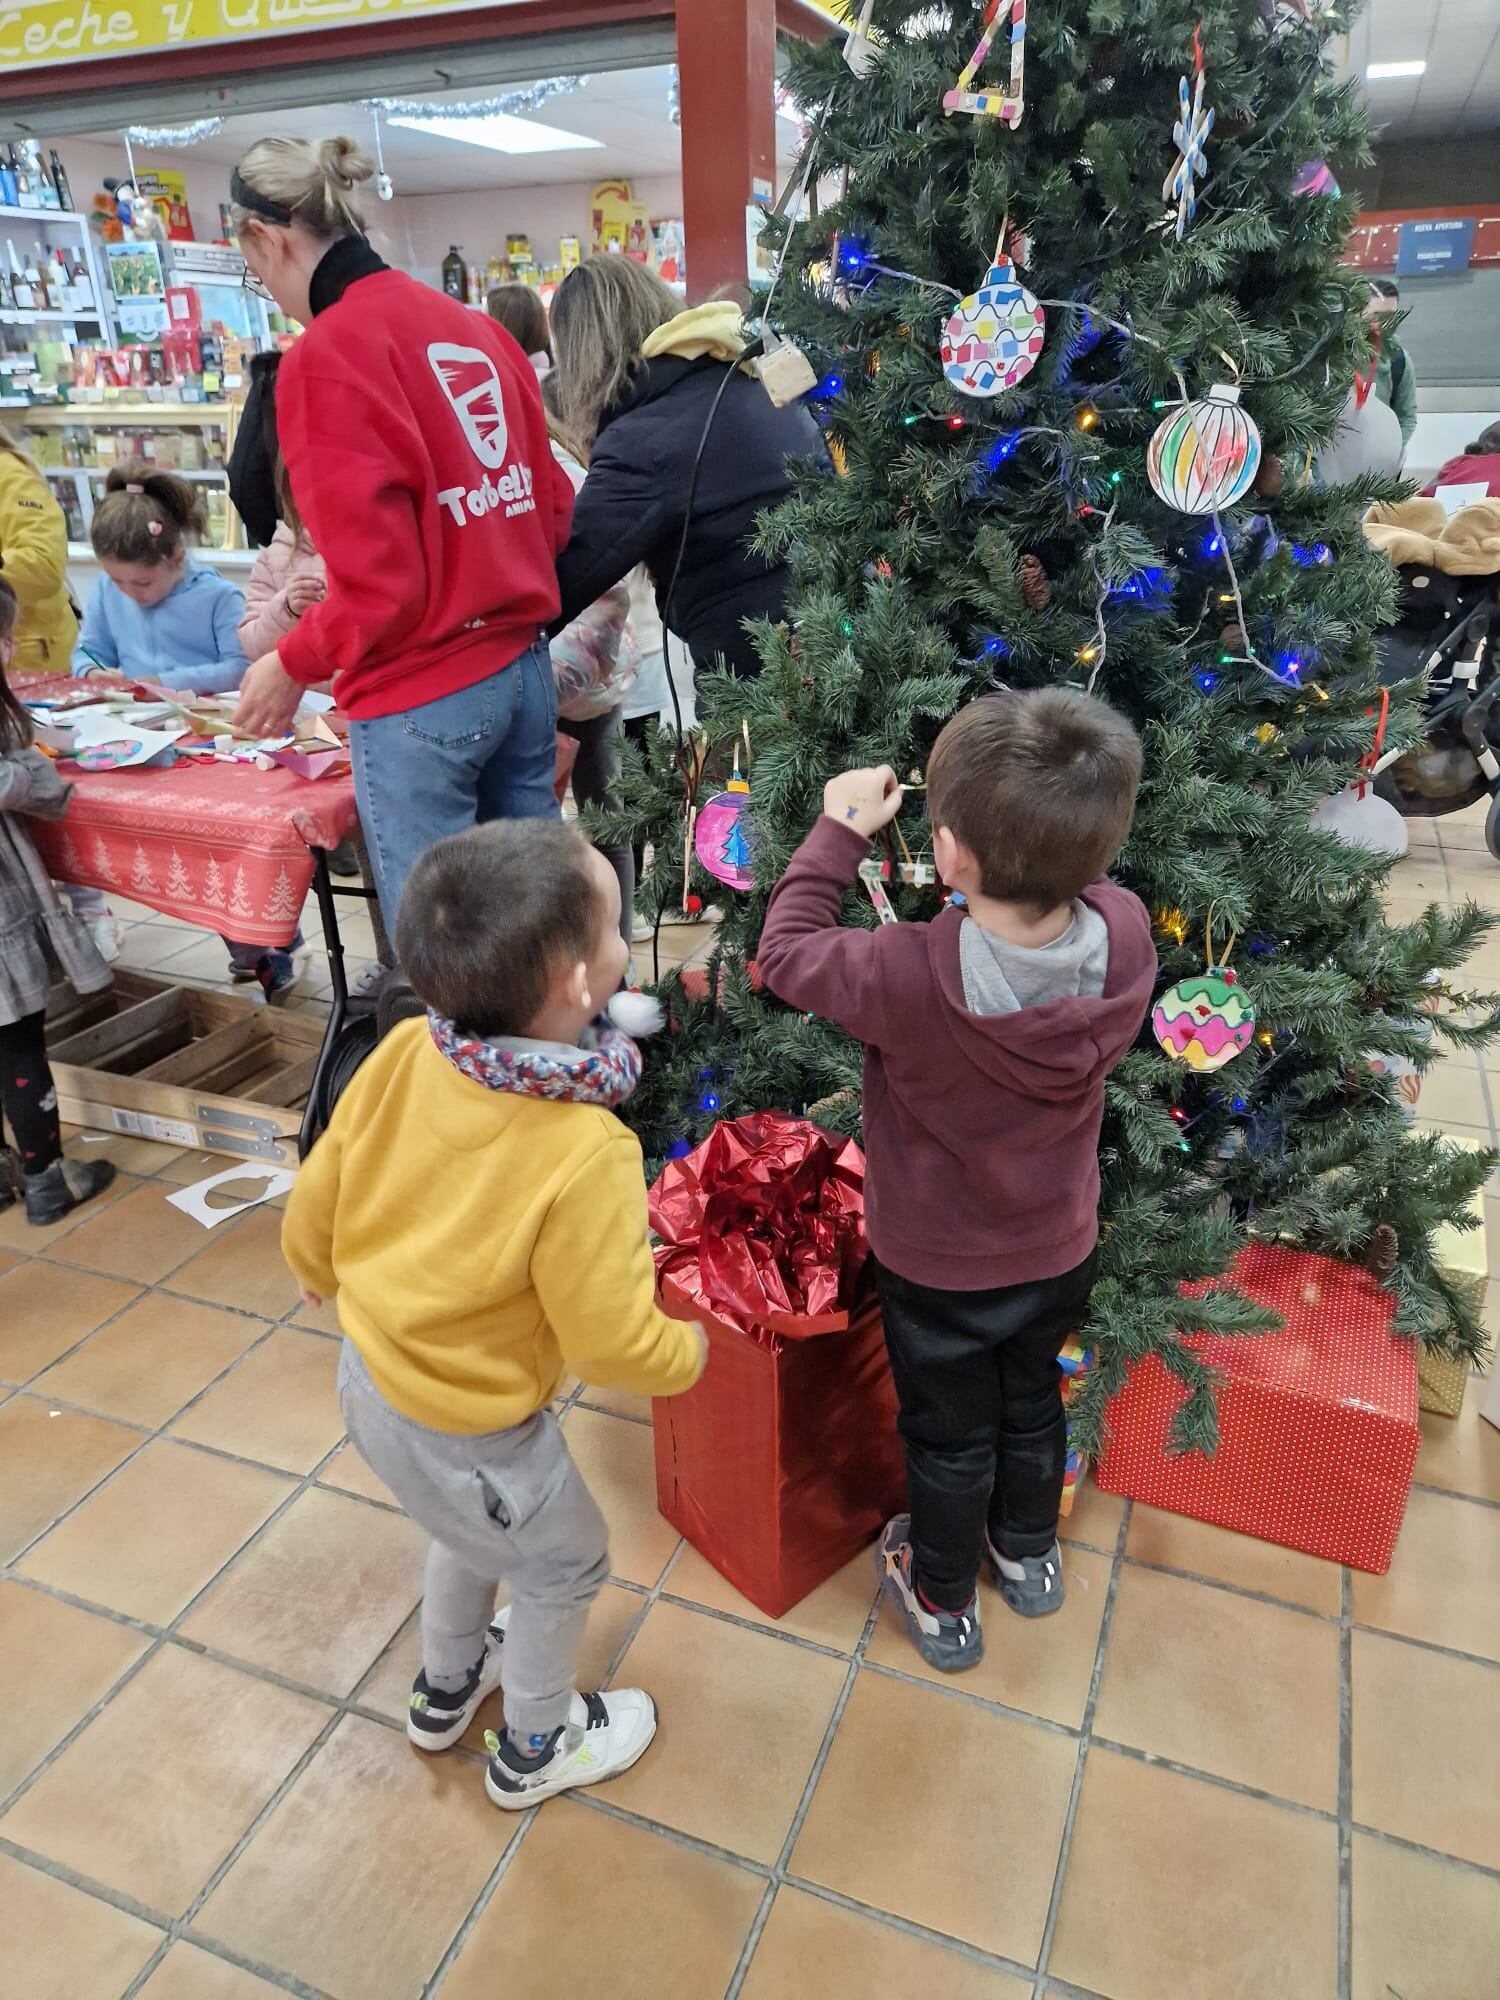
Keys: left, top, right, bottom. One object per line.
{"left": 554, "top": 354, "right": 826, "bottom": 678}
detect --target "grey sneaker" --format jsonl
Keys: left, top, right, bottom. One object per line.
{"left": 484, "top": 1686, "right": 658, "bottom": 1810}
{"left": 877, "top": 1515, "right": 983, "bottom": 1673}
{"left": 407, "top": 1606, "right": 511, "bottom": 1752}
{"left": 23, "top": 1156, "right": 116, "bottom": 1228}
{"left": 986, "top": 1537, "right": 1065, "bottom": 1618}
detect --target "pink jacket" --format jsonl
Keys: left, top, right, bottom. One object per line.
{"left": 239, "top": 523, "right": 327, "bottom": 660}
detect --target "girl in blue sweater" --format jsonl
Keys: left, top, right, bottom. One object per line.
{"left": 72, "top": 463, "right": 301, "bottom": 995}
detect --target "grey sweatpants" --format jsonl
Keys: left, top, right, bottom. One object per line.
{"left": 337, "top": 1342, "right": 608, "bottom": 1740}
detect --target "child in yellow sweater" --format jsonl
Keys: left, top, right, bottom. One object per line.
{"left": 282, "top": 819, "right": 704, "bottom": 1809}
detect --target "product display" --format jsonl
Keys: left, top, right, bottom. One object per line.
{"left": 940, "top": 256, "right": 1045, "bottom": 397}
{"left": 1146, "top": 383, "right": 1262, "bottom": 514}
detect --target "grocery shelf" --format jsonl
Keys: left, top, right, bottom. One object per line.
{"left": 45, "top": 465, "right": 226, "bottom": 482}
{"left": 0, "top": 308, "right": 104, "bottom": 323}
{"left": 0, "top": 205, "right": 90, "bottom": 225}
{"left": 16, "top": 402, "right": 236, "bottom": 425}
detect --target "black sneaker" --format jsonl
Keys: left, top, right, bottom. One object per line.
{"left": 407, "top": 1606, "right": 509, "bottom": 1752}
{"left": 483, "top": 1687, "right": 658, "bottom": 1810}
{"left": 877, "top": 1515, "right": 983, "bottom": 1673}
{"left": 23, "top": 1156, "right": 116, "bottom": 1228}
{"left": 986, "top": 1537, "right": 1065, "bottom": 1617}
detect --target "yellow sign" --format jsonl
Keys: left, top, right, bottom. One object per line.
{"left": 1, "top": 0, "right": 504, "bottom": 74}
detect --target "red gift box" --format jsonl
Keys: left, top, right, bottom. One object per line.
{"left": 649, "top": 1114, "right": 905, "bottom": 1617}
{"left": 1095, "top": 1243, "right": 1418, "bottom": 1573}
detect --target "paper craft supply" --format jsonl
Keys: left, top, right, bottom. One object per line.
{"left": 165, "top": 1162, "right": 296, "bottom": 1231}
{"left": 1434, "top": 482, "right": 1489, "bottom": 517}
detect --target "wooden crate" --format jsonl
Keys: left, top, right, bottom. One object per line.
{"left": 46, "top": 970, "right": 325, "bottom": 1167}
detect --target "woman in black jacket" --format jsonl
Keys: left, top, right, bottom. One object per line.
{"left": 551, "top": 258, "right": 824, "bottom": 680}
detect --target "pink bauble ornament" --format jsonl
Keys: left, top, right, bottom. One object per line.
{"left": 694, "top": 778, "right": 755, "bottom": 891}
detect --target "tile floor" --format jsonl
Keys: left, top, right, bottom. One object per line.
{"left": 2, "top": 813, "right": 1499, "bottom": 1999}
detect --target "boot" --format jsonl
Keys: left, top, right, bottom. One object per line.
{"left": 0, "top": 1147, "right": 17, "bottom": 1212}
{"left": 23, "top": 1156, "right": 116, "bottom": 1228}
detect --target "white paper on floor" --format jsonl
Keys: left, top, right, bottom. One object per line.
{"left": 165, "top": 1162, "right": 296, "bottom": 1230}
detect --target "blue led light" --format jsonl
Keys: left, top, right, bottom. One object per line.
{"left": 986, "top": 433, "right": 1019, "bottom": 470}
{"left": 1196, "top": 671, "right": 1218, "bottom": 692}
{"left": 836, "top": 237, "right": 869, "bottom": 274}
{"left": 1275, "top": 652, "right": 1302, "bottom": 682}
{"left": 984, "top": 634, "right": 1009, "bottom": 657}
{"left": 1290, "top": 543, "right": 1314, "bottom": 566}
{"left": 1232, "top": 1097, "right": 1247, "bottom": 1113}
{"left": 1313, "top": 542, "right": 1331, "bottom": 563}
{"left": 1204, "top": 533, "right": 1223, "bottom": 557}
{"left": 817, "top": 373, "right": 843, "bottom": 398}
{"left": 667, "top": 1138, "right": 693, "bottom": 1159}
{"left": 700, "top": 1092, "right": 720, "bottom": 1113}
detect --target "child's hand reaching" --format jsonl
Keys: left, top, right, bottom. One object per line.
{"left": 285, "top": 574, "right": 327, "bottom": 618}
{"left": 298, "top": 1285, "right": 323, "bottom": 1313}
{"left": 823, "top": 765, "right": 904, "bottom": 841}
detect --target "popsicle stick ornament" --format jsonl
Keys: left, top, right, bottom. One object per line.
{"left": 1163, "top": 31, "right": 1214, "bottom": 240}
{"left": 943, "top": 0, "right": 1027, "bottom": 127}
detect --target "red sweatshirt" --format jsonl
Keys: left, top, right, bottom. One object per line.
{"left": 758, "top": 818, "right": 1158, "bottom": 1291}
{"left": 274, "top": 270, "right": 574, "bottom": 719}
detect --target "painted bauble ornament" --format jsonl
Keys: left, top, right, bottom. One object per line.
{"left": 694, "top": 776, "right": 755, "bottom": 891}
{"left": 1309, "top": 785, "right": 1408, "bottom": 860}
{"left": 1146, "top": 383, "right": 1262, "bottom": 515}
{"left": 1153, "top": 968, "right": 1256, "bottom": 1072}
{"left": 940, "top": 258, "right": 1045, "bottom": 398}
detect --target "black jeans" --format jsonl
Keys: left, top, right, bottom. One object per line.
{"left": 0, "top": 1010, "right": 61, "bottom": 1175}
{"left": 874, "top": 1250, "right": 1097, "bottom": 1611}
{"left": 559, "top": 707, "right": 634, "bottom": 945}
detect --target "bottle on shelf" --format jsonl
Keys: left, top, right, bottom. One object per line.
{"left": 441, "top": 245, "right": 466, "bottom": 299}
{"left": 0, "top": 146, "right": 17, "bottom": 208}
{"left": 13, "top": 145, "right": 36, "bottom": 210}
{"left": 49, "top": 150, "right": 74, "bottom": 213}
{"left": 25, "top": 249, "right": 49, "bottom": 312}
{"left": 38, "top": 151, "right": 61, "bottom": 211}
{"left": 67, "top": 251, "right": 94, "bottom": 313}
{"left": 7, "top": 240, "right": 36, "bottom": 312}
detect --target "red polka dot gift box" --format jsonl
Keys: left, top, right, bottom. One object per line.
{"left": 1096, "top": 1243, "right": 1419, "bottom": 1574}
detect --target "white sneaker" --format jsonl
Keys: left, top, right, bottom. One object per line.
{"left": 407, "top": 1606, "right": 510, "bottom": 1752}
{"left": 484, "top": 1686, "right": 657, "bottom": 1809}
{"left": 631, "top": 910, "right": 655, "bottom": 943}
{"left": 89, "top": 911, "right": 123, "bottom": 963}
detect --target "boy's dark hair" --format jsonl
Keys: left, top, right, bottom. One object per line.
{"left": 927, "top": 688, "right": 1142, "bottom": 909}
{"left": 90, "top": 461, "right": 205, "bottom": 566}
{"left": 397, "top": 821, "right": 602, "bottom": 1038}
{"left": 0, "top": 576, "right": 32, "bottom": 752}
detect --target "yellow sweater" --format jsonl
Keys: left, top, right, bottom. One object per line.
{"left": 0, "top": 448, "right": 77, "bottom": 677}
{"left": 282, "top": 1019, "right": 703, "bottom": 1432}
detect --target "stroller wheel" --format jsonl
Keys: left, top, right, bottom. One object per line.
{"left": 1485, "top": 793, "right": 1500, "bottom": 863}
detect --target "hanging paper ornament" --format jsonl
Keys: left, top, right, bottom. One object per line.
{"left": 1153, "top": 969, "right": 1256, "bottom": 1072}
{"left": 940, "top": 257, "right": 1045, "bottom": 397}
{"left": 1162, "top": 65, "right": 1213, "bottom": 239}
{"left": 943, "top": 0, "right": 1026, "bottom": 127}
{"left": 1146, "top": 384, "right": 1262, "bottom": 515}
{"left": 694, "top": 773, "right": 754, "bottom": 891}
{"left": 1290, "top": 159, "right": 1340, "bottom": 199}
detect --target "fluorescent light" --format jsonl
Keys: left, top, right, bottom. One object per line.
{"left": 387, "top": 112, "right": 603, "bottom": 155}
{"left": 1366, "top": 60, "right": 1426, "bottom": 79}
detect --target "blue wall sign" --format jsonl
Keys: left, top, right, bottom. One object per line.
{"left": 1395, "top": 218, "right": 1476, "bottom": 277}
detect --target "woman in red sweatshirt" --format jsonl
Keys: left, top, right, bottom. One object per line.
{"left": 229, "top": 137, "right": 575, "bottom": 930}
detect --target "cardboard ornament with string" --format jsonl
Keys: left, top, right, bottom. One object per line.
{"left": 1308, "top": 688, "right": 1409, "bottom": 859}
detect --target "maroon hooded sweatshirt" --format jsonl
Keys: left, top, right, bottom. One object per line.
{"left": 758, "top": 818, "right": 1158, "bottom": 1291}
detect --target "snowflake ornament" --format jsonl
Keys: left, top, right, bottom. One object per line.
{"left": 1163, "top": 69, "right": 1214, "bottom": 240}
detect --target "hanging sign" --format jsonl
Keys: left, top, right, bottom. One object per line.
{"left": 1395, "top": 218, "right": 1475, "bottom": 278}
{"left": 2, "top": 0, "right": 502, "bottom": 76}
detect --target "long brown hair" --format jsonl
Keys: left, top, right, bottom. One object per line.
{"left": 486, "top": 283, "right": 551, "bottom": 363}
{"left": 0, "top": 423, "right": 41, "bottom": 479}
{"left": 90, "top": 461, "right": 205, "bottom": 566}
{"left": 549, "top": 257, "right": 682, "bottom": 449}
{"left": 0, "top": 577, "right": 33, "bottom": 752}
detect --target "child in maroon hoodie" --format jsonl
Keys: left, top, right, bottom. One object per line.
{"left": 759, "top": 689, "right": 1155, "bottom": 1673}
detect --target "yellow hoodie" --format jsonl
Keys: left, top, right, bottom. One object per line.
{"left": 640, "top": 300, "right": 747, "bottom": 366}
{"left": 0, "top": 446, "right": 76, "bottom": 676}
{"left": 282, "top": 1019, "right": 703, "bottom": 1433}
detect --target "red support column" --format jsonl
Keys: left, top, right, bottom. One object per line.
{"left": 676, "top": 0, "right": 779, "bottom": 303}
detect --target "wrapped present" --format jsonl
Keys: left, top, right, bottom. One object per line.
{"left": 1096, "top": 1243, "right": 1418, "bottom": 1573}
{"left": 1418, "top": 1347, "right": 1470, "bottom": 1419}
{"left": 1057, "top": 1336, "right": 1094, "bottom": 1519}
{"left": 649, "top": 1113, "right": 904, "bottom": 1617}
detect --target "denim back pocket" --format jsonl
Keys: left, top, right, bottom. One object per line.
{"left": 402, "top": 674, "right": 503, "bottom": 749}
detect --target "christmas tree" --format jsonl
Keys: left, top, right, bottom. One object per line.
{"left": 616, "top": 0, "right": 1498, "bottom": 1454}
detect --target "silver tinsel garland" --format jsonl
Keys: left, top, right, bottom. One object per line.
{"left": 366, "top": 75, "right": 586, "bottom": 122}
{"left": 122, "top": 118, "right": 226, "bottom": 147}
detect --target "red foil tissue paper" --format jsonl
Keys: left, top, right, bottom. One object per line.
{"left": 649, "top": 1112, "right": 905, "bottom": 1616}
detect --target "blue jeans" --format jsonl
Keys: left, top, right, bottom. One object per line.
{"left": 349, "top": 640, "right": 559, "bottom": 937}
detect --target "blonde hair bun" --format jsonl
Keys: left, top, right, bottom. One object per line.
{"left": 232, "top": 135, "right": 373, "bottom": 240}
{"left": 317, "top": 136, "right": 374, "bottom": 191}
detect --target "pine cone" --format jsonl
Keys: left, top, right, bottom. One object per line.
{"left": 1020, "top": 554, "right": 1052, "bottom": 611}
{"left": 1365, "top": 1223, "right": 1399, "bottom": 1279}
{"left": 1253, "top": 454, "right": 1285, "bottom": 500}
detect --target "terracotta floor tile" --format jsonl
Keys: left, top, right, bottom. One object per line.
{"left": 0, "top": 1852, "right": 163, "bottom": 1999}
{"left": 316, "top": 1439, "right": 398, "bottom": 1506}
{"left": 18, "top": 1439, "right": 293, "bottom": 1625}
{"left": 169, "top": 1328, "right": 342, "bottom": 1473}
{"left": 1058, "top": 1476, "right": 1124, "bottom": 1551}
{"left": 180, "top": 1485, "right": 424, "bottom": 1696}
{"left": 0, "top": 1165, "right": 135, "bottom": 1254}
{"left": 1350, "top": 1831, "right": 1500, "bottom": 2000}
{"left": 289, "top": 1290, "right": 342, "bottom": 1336}
{"left": 741, "top": 1886, "right": 1031, "bottom": 2000}
{"left": 196, "top": 1714, "right": 502, "bottom": 1999}
{"left": 668, "top": 1544, "right": 879, "bottom": 1654}
{"left": 1050, "top": 1747, "right": 1338, "bottom": 1999}
{"left": 64, "top": 1131, "right": 192, "bottom": 1178}
{"left": 138, "top": 1941, "right": 287, "bottom": 1999}
{"left": 0, "top": 1262, "right": 141, "bottom": 1382}
{"left": 2, "top": 1644, "right": 326, "bottom": 1916}
{"left": 1353, "top": 1485, "right": 1500, "bottom": 1662}
{"left": 34, "top": 1294, "right": 270, "bottom": 1428}
{"left": 560, "top": 1406, "right": 681, "bottom": 1587}
{"left": 164, "top": 1208, "right": 302, "bottom": 1320}
{"left": 865, "top": 1544, "right": 1111, "bottom": 1729}
{"left": 41, "top": 1178, "right": 208, "bottom": 1284}
{"left": 1414, "top": 1387, "right": 1500, "bottom": 1503}
{"left": 155, "top": 1149, "right": 239, "bottom": 1186}
{"left": 0, "top": 1246, "right": 20, "bottom": 1278}
{"left": 1352, "top": 1629, "right": 1500, "bottom": 1869}
{"left": 1127, "top": 1502, "right": 1343, "bottom": 1614}
{"left": 791, "top": 1668, "right": 1075, "bottom": 1965}
{"left": 116, "top": 922, "right": 209, "bottom": 972}
{"left": 574, "top": 1383, "right": 654, "bottom": 1419}
{"left": 0, "top": 1581, "right": 150, "bottom": 1799}
{"left": 609, "top": 1599, "right": 847, "bottom": 1864}
{"left": 0, "top": 1398, "right": 139, "bottom": 1564}
{"left": 357, "top": 1584, "right": 643, "bottom": 1750}
{"left": 442, "top": 1797, "right": 762, "bottom": 2000}
{"left": 1095, "top": 1565, "right": 1340, "bottom": 1810}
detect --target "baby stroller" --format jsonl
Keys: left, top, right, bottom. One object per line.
{"left": 1365, "top": 498, "right": 1500, "bottom": 856}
